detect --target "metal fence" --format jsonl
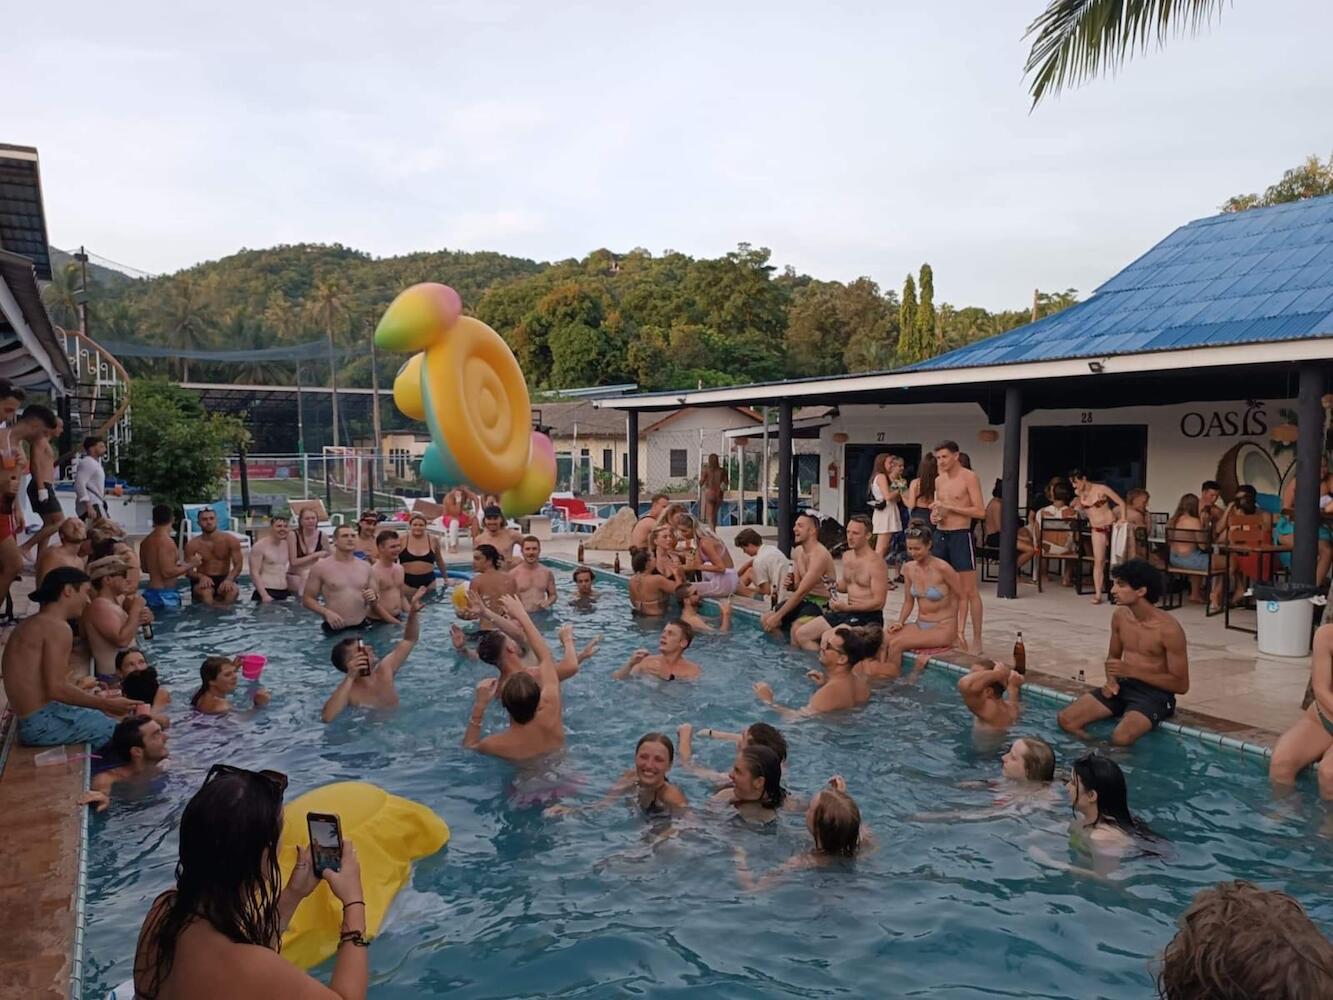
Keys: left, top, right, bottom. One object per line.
{"left": 223, "top": 450, "right": 433, "bottom": 522}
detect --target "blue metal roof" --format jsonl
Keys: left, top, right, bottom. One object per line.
{"left": 909, "top": 194, "right": 1333, "bottom": 372}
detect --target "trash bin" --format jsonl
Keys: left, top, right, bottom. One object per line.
{"left": 1253, "top": 582, "right": 1321, "bottom": 657}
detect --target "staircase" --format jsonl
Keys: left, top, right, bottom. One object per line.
{"left": 59, "top": 328, "right": 130, "bottom": 475}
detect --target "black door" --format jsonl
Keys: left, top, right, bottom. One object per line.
{"left": 844, "top": 442, "right": 922, "bottom": 520}
{"left": 1026, "top": 425, "right": 1147, "bottom": 508}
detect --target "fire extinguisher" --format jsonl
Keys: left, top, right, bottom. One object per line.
{"left": 827, "top": 461, "right": 838, "bottom": 489}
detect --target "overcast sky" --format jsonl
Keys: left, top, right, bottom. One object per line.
{"left": 6, "top": 1, "right": 1331, "bottom": 309}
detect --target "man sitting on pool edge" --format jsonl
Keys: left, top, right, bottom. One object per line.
{"left": 464, "top": 594, "right": 567, "bottom": 761}
{"left": 321, "top": 590, "right": 424, "bottom": 722}
{"left": 1057, "top": 559, "right": 1189, "bottom": 747}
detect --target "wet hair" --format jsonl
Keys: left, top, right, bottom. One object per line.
{"left": 190, "top": 656, "right": 232, "bottom": 709}
{"left": 500, "top": 671, "right": 541, "bottom": 724}
{"left": 744, "top": 722, "right": 787, "bottom": 764}
{"left": 475, "top": 543, "right": 502, "bottom": 569}
{"left": 137, "top": 768, "right": 284, "bottom": 998}
{"left": 846, "top": 513, "right": 872, "bottom": 535}
{"left": 115, "top": 648, "right": 146, "bottom": 675}
{"left": 29, "top": 566, "right": 89, "bottom": 605}
{"left": 934, "top": 440, "right": 959, "bottom": 454}
{"left": 811, "top": 789, "right": 862, "bottom": 857}
{"left": 121, "top": 667, "right": 161, "bottom": 706}
{"left": 152, "top": 504, "right": 174, "bottom": 526}
{"left": 1111, "top": 558, "right": 1163, "bottom": 605}
{"left": 834, "top": 625, "right": 881, "bottom": 665}
{"left": 477, "top": 629, "right": 508, "bottom": 666}
{"left": 738, "top": 745, "right": 786, "bottom": 809}
{"left": 110, "top": 714, "right": 153, "bottom": 759}
{"left": 330, "top": 638, "right": 359, "bottom": 673}
{"left": 1155, "top": 880, "right": 1333, "bottom": 999}
{"left": 735, "top": 528, "right": 763, "bottom": 548}
{"left": 635, "top": 731, "right": 675, "bottom": 763}
{"left": 666, "top": 617, "right": 694, "bottom": 648}
{"left": 572, "top": 566, "right": 594, "bottom": 583}
{"left": 1013, "top": 735, "right": 1056, "bottom": 782}
{"left": 1051, "top": 482, "right": 1074, "bottom": 504}
{"left": 1072, "top": 753, "right": 1155, "bottom": 838}
{"left": 1170, "top": 493, "right": 1200, "bottom": 527}
{"left": 631, "top": 550, "right": 652, "bottom": 574}
{"left": 916, "top": 453, "right": 939, "bottom": 501}
{"left": 20, "top": 403, "right": 57, "bottom": 429}
{"left": 375, "top": 529, "right": 398, "bottom": 547}
{"left": 1200, "top": 480, "right": 1222, "bottom": 494}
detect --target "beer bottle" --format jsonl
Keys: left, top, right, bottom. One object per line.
{"left": 613, "top": 552, "right": 622, "bottom": 574}
{"left": 1013, "top": 631, "right": 1026, "bottom": 675}
{"left": 577, "top": 540, "right": 585, "bottom": 563}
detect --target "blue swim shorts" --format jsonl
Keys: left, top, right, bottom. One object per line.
{"left": 18, "top": 700, "right": 116, "bottom": 749}
{"left": 143, "top": 587, "right": 182, "bottom": 610}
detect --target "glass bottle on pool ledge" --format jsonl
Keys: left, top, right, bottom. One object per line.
{"left": 1013, "top": 631, "right": 1025, "bottom": 674}
{"left": 577, "top": 540, "right": 585, "bottom": 563}
{"left": 614, "top": 552, "right": 621, "bottom": 574}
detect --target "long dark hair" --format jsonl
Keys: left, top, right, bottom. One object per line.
{"left": 917, "top": 453, "right": 939, "bottom": 503}
{"left": 135, "top": 768, "right": 286, "bottom": 997}
{"left": 1072, "top": 753, "right": 1156, "bottom": 838}
{"left": 190, "top": 656, "right": 230, "bottom": 709}
{"left": 740, "top": 745, "right": 786, "bottom": 809}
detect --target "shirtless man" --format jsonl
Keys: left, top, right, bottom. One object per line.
{"left": 613, "top": 619, "right": 700, "bottom": 681}
{"left": 1057, "top": 559, "right": 1189, "bottom": 747}
{"left": 321, "top": 590, "right": 423, "bottom": 722}
{"left": 473, "top": 505, "right": 521, "bottom": 567}
{"left": 248, "top": 515, "right": 293, "bottom": 603}
{"left": 930, "top": 441, "right": 987, "bottom": 652}
{"left": 369, "top": 529, "right": 408, "bottom": 622}
{"left": 512, "top": 535, "right": 557, "bottom": 612}
{"left": 0, "top": 404, "right": 56, "bottom": 609}
{"left": 184, "top": 508, "right": 242, "bottom": 605}
{"left": 2, "top": 567, "right": 138, "bottom": 749}
{"left": 464, "top": 595, "right": 566, "bottom": 762}
{"left": 700, "top": 454, "right": 727, "bottom": 528}
{"left": 139, "top": 504, "right": 199, "bottom": 611}
{"left": 958, "top": 660, "right": 1024, "bottom": 730}
{"left": 676, "top": 585, "right": 733, "bottom": 634}
{"left": 81, "top": 556, "right": 151, "bottom": 677}
{"left": 20, "top": 414, "right": 64, "bottom": 555}
{"left": 441, "top": 486, "right": 475, "bottom": 552}
{"left": 1070, "top": 468, "right": 1127, "bottom": 606}
{"left": 36, "top": 517, "right": 87, "bottom": 587}
{"left": 353, "top": 510, "right": 380, "bottom": 560}
{"left": 468, "top": 543, "right": 519, "bottom": 628}
{"left": 793, "top": 515, "right": 887, "bottom": 651}
{"left": 759, "top": 512, "right": 834, "bottom": 639}
{"left": 753, "top": 625, "right": 874, "bottom": 718}
{"left": 628, "top": 551, "right": 677, "bottom": 616}
{"left": 1198, "top": 480, "right": 1224, "bottom": 534}
{"left": 629, "top": 493, "right": 670, "bottom": 557}
{"left": 570, "top": 566, "right": 597, "bottom": 606}
{"left": 474, "top": 593, "right": 584, "bottom": 683}
{"left": 302, "top": 523, "right": 377, "bottom": 633}
{"left": 1270, "top": 622, "right": 1333, "bottom": 799}
{"left": 80, "top": 715, "right": 170, "bottom": 812}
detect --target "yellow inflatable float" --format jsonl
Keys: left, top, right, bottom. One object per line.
{"left": 277, "top": 781, "right": 449, "bottom": 969}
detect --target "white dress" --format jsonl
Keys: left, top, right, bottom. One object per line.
{"left": 871, "top": 477, "right": 902, "bottom": 534}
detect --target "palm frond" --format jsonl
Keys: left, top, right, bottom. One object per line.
{"left": 1024, "top": 0, "right": 1229, "bottom": 108}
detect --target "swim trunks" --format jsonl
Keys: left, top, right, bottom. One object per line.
{"left": 251, "top": 587, "right": 292, "bottom": 602}
{"left": 935, "top": 528, "right": 976, "bottom": 573}
{"left": 143, "top": 587, "right": 182, "bottom": 610}
{"left": 26, "top": 479, "right": 62, "bottom": 517}
{"left": 693, "top": 568, "right": 739, "bottom": 598}
{"left": 824, "top": 609, "right": 885, "bottom": 629}
{"left": 322, "top": 618, "right": 372, "bottom": 635}
{"left": 1090, "top": 677, "right": 1175, "bottom": 727}
{"left": 18, "top": 700, "right": 116, "bottom": 748}
{"left": 780, "top": 597, "right": 827, "bottom": 629}
{"left": 403, "top": 570, "right": 437, "bottom": 590}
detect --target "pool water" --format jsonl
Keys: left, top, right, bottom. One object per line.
{"left": 83, "top": 575, "right": 1333, "bottom": 998}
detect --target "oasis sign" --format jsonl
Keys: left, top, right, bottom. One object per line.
{"left": 1179, "top": 403, "right": 1268, "bottom": 439}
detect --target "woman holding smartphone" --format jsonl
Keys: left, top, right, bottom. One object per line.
{"left": 133, "top": 764, "right": 369, "bottom": 999}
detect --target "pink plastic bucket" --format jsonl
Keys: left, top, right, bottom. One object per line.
{"left": 240, "top": 654, "right": 267, "bottom": 681}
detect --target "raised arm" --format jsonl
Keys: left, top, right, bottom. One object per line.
{"left": 553, "top": 623, "right": 581, "bottom": 681}
{"left": 676, "top": 723, "right": 730, "bottom": 786}
{"left": 614, "top": 649, "right": 649, "bottom": 680}
{"left": 320, "top": 671, "right": 357, "bottom": 724}
{"left": 498, "top": 593, "right": 552, "bottom": 665}
{"left": 958, "top": 663, "right": 1011, "bottom": 713}
{"left": 379, "top": 591, "right": 424, "bottom": 678}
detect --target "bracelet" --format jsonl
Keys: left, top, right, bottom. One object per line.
{"left": 468, "top": 713, "right": 485, "bottom": 725}
{"left": 338, "top": 929, "right": 370, "bottom": 947}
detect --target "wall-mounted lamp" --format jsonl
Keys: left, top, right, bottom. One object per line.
{"left": 1088, "top": 360, "right": 1106, "bottom": 374}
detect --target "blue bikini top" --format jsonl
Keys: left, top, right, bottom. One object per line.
{"left": 911, "top": 584, "right": 945, "bottom": 601}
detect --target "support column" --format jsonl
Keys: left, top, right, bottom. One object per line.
{"left": 1291, "top": 364, "right": 1325, "bottom": 586}
{"left": 626, "top": 410, "right": 640, "bottom": 514}
{"left": 997, "top": 385, "right": 1023, "bottom": 599}
{"left": 777, "top": 401, "right": 794, "bottom": 554}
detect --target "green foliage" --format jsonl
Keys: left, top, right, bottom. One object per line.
{"left": 120, "top": 379, "right": 250, "bottom": 512}
{"left": 898, "top": 274, "right": 918, "bottom": 362}
{"left": 915, "top": 263, "right": 937, "bottom": 355}
{"left": 1222, "top": 154, "right": 1333, "bottom": 214}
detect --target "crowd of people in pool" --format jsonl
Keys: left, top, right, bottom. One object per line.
{"left": 1, "top": 417, "right": 1332, "bottom": 994}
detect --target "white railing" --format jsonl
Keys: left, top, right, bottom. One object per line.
{"left": 60, "top": 329, "right": 131, "bottom": 475}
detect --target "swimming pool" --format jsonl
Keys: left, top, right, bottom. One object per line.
{"left": 81, "top": 574, "right": 1333, "bottom": 998}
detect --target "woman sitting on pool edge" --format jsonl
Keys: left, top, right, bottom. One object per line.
{"left": 711, "top": 744, "right": 786, "bottom": 825}
{"left": 733, "top": 776, "right": 873, "bottom": 890}
{"left": 546, "top": 732, "right": 688, "bottom": 818}
{"left": 191, "top": 656, "right": 270, "bottom": 715}
{"left": 131, "top": 764, "right": 369, "bottom": 1000}
{"left": 867, "top": 522, "right": 962, "bottom": 679}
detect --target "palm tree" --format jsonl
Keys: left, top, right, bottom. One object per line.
{"left": 1025, "top": 0, "right": 1228, "bottom": 107}
{"left": 156, "top": 275, "right": 214, "bottom": 381}
{"left": 219, "top": 309, "right": 287, "bottom": 386}
{"left": 306, "top": 276, "right": 351, "bottom": 446}
{"left": 42, "top": 261, "right": 82, "bottom": 329}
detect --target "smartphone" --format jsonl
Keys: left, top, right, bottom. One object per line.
{"left": 307, "top": 812, "right": 342, "bottom": 875}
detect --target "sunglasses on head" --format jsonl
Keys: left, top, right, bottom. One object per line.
{"left": 206, "top": 763, "right": 288, "bottom": 797}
